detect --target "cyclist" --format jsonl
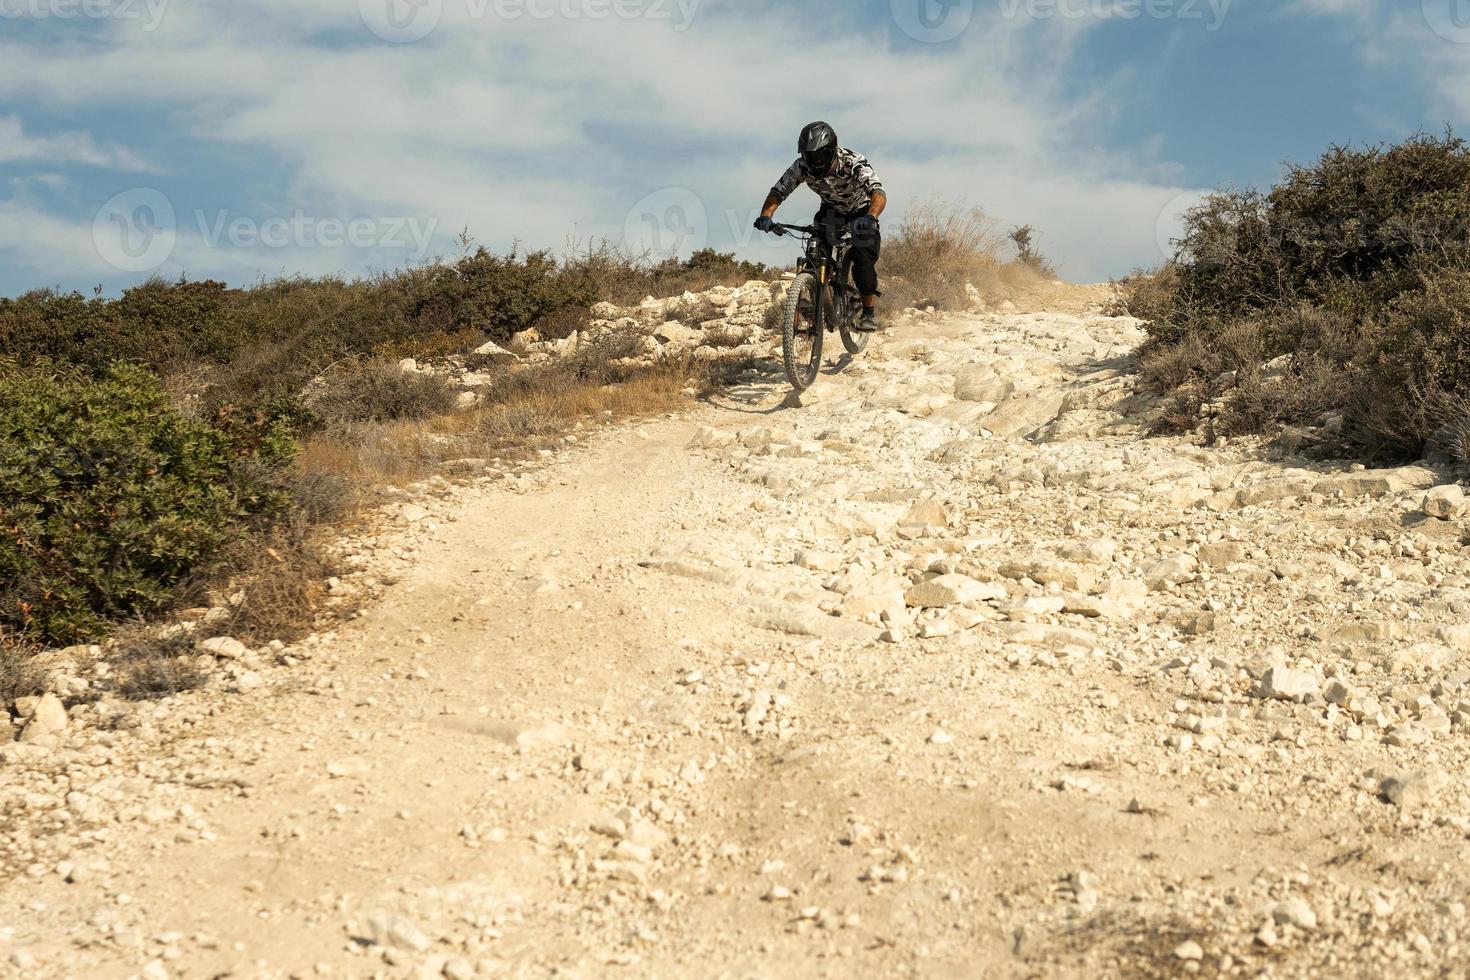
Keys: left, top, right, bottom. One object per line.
{"left": 754, "top": 121, "right": 887, "bottom": 332}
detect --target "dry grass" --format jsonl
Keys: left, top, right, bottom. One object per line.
{"left": 1108, "top": 263, "right": 1181, "bottom": 321}
{"left": 0, "top": 630, "right": 46, "bottom": 704}
{"left": 112, "top": 631, "right": 210, "bottom": 701}
{"left": 299, "top": 339, "right": 752, "bottom": 491}
{"left": 214, "top": 525, "right": 338, "bottom": 646}
{"left": 306, "top": 358, "right": 461, "bottom": 426}
{"left": 883, "top": 202, "right": 1053, "bottom": 312}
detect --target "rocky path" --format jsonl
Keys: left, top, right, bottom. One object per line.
{"left": 5, "top": 297, "right": 1470, "bottom": 978}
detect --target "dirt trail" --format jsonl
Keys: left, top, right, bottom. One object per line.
{"left": 6, "top": 291, "right": 1470, "bottom": 978}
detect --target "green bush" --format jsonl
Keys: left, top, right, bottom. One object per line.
{"left": 0, "top": 244, "right": 772, "bottom": 422}
{"left": 1128, "top": 132, "right": 1470, "bottom": 458}
{"left": 0, "top": 361, "right": 296, "bottom": 642}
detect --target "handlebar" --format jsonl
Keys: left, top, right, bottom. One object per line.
{"left": 766, "top": 221, "right": 849, "bottom": 241}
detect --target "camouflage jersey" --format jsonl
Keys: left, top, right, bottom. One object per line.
{"left": 770, "top": 147, "right": 885, "bottom": 215}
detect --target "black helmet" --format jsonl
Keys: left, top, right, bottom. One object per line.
{"left": 799, "top": 121, "right": 839, "bottom": 176}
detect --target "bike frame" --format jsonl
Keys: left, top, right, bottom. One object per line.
{"left": 770, "top": 222, "right": 860, "bottom": 332}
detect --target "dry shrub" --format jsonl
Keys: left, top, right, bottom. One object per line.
{"left": 307, "top": 358, "right": 460, "bottom": 427}
{"left": 372, "top": 325, "right": 482, "bottom": 361}
{"left": 883, "top": 203, "right": 1003, "bottom": 311}
{"left": 1138, "top": 333, "right": 1214, "bottom": 393}
{"left": 112, "top": 631, "right": 208, "bottom": 700}
{"left": 1132, "top": 131, "right": 1470, "bottom": 457}
{"left": 701, "top": 323, "right": 753, "bottom": 349}
{"left": 584, "top": 246, "right": 772, "bottom": 305}
{"left": 881, "top": 202, "right": 1055, "bottom": 312}
{"left": 214, "top": 525, "right": 336, "bottom": 646}
{"left": 482, "top": 333, "right": 649, "bottom": 405}
{"left": 0, "top": 629, "right": 46, "bottom": 704}
{"left": 1151, "top": 386, "right": 1206, "bottom": 436}
{"left": 1009, "top": 225, "right": 1058, "bottom": 278}
{"left": 1217, "top": 358, "right": 1344, "bottom": 438}
{"left": 530, "top": 304, "right": 591, "bottom": 342}
{"left": 1423, "top": 392, "right": 1470, "bottom": 464}
{"left": 299, "top": 335, "right": 752, "bottom": 488}
{"left": 1110, "top": 262, "right": 1181, "bottom": 322}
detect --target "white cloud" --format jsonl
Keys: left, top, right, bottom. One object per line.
{"left": 0, "top": 0, "right": 1210, "bottom": 286}
{"left": 0, "top": 115, "right": 155, "bottom": 172}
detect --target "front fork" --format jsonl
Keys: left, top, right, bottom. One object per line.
{"left": 817, "top": 262, "right": 839, "bottom": 331}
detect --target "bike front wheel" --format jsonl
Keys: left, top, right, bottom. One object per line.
{"left": 780, "top": 272, "right": 823, "bottom": 391}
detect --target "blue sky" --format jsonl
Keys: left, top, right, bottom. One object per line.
{"left": 0, "top": 0, "right": 1460, "bottom": 297}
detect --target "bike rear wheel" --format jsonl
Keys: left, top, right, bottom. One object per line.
{"left": 838, "top": 297, "right": 869, "bottom": 355}
{"left": 780, "top": 273, "right": 823, "bottom": 391}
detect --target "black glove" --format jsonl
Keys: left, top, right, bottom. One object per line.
{"left": 851, "top": 215, "right": 877, "bottom": 236}
{"left": 754, "top": 215, "right": 776, "bottom": 234}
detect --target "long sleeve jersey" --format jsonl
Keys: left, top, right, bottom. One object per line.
{"left": 770, "top": 147, "right": 884, "bottom": 214}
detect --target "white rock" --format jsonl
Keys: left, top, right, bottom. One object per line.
{"left": 1422, "top": 484, "right": 1468, "bottom": 520}
{"left": 900, "top": 498, "right": 950, "bottom": 528}
{"left": 18, "top": 693, "right": 66, "bottom": 743}
{"left": 1174, "top": 940, "right": 1204, "bottom": 961}
{"left": 444, "top": 957, "right": 477, "bottom": 980}
{"left": 1259, "top": 667, "right": 1318, "bottom": 701}
{"left": 590, "top": 816, "right": 626, "bottom": 839}
{"left": 472, "top": 339, "right": 518, "bottom": 363}
{"left": 364, "top": 912, "right": 432, "bottom": 952}
{"left": 1197, "top": 541, "right": 1247, "bottom": 566}
{"left": 197, "top": 636, "right": 248, "bottom": 660}
{"left": 998, "top": 623, "right": 1101, "bottom": 651}
{"left": 399, "top": 504, "right": 429, "bottom": 524}
{"left": 905, "top": 574, "right": 1005, "bottom": 608}
{"left": 1439, "top": 625, "right": 1470, "bottom": 652}
{"left": 1057, "top": 539, "right": 1116, "bottom": 564}
{"left": 1380, "top": 770, "right": 1448, "bottom": 809}
{"left": 615, "top": 840, "right": 654, "bottom": 863}
{"left": 1142, "top": 554, "right": 1197, "bottom": 591}
{"left": 654, "top": 321, "right": 700, "bottom": 345}
{"left": 327, "top": 758, "right": 371, "bottom": 779}
{"left": 1273, "top": 898, "right": 1318, "bottom": 931}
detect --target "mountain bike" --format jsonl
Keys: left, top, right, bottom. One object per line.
{"left": 766, "top": 221, "right": 869, "bottom": 391}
